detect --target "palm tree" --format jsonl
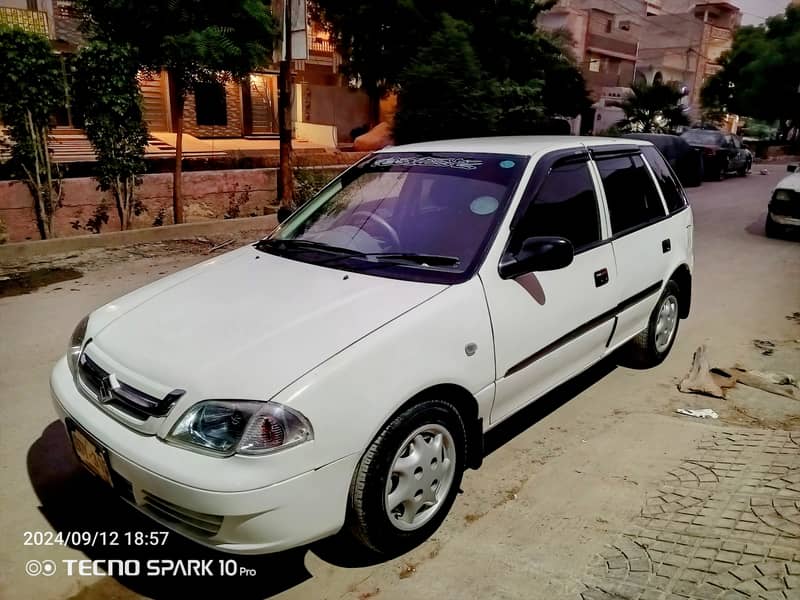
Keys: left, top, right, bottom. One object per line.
{"left": 612, "top": 81, "right": 690, "bottom": 133}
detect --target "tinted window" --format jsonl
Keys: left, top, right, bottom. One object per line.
{"left": 518, "top": 161, "right": 600, "bottom": 250}
{"left": 596, "top": 154, "right": 666, "bottom": 234}
{"left": 642, "top": 146, "right": 687, "bottom": 214}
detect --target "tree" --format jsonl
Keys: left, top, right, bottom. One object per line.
{"left": 612, "top": 81, "right": 689, "bottom": 133}
{"left": 0, "top": 26, "right": 65, "bottom": 239}
{"left": 75, "top": 0, "right": 278, "bottom": 223}
{"left": 312, "top": 0, "right": 588, "bottom": 131}
{"left": 702, "top": 6, "right": 800, "bottom": 140}
{"left": 309, "top": 0, "right": 431, "bottom": 125}
{"left": 73, "top": 42, "right": 149, "bottom": 231}
{"left": 393, "top": 15, "right": 493, "bottom": 144}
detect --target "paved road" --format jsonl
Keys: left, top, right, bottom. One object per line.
{"left": 1, "top": 169, "right": 798, "bottom": 600}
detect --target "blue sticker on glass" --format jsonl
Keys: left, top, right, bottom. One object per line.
{"left": 470, "top": 196, "right": 500, "bottom": 215}
{"left": 499, "top": 160, "right": 515, "bottom": 169}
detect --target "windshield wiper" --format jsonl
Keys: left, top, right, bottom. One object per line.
{"left": 255, "top": 238, "right": 365, "bottom": 256}
{"left": 363, "top": 253, "right": 460, "bottom": 267}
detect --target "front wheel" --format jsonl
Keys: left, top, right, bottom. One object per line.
{"left": 626, "top": 281, "right": 681, "bottom": 368}
{"left": 765, "top": 214, "right": 780, "bottom": 238}
{"left": 347, "top": 399, "right": 466, "bottom": 554}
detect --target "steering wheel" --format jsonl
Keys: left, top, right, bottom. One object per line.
{"left": 352, "top": 211, "right": 401, "bottom": 247}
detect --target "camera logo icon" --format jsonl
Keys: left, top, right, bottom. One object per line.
{"left": 25, "top": 560, "right": 56, "bottom": 576}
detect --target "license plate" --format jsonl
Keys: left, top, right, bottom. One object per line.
{"left": 67, "top": 420, "right": 113, "bottom": 487}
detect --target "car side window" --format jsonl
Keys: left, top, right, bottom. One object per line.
{"left": 516, "top": 160, "right": 601, "bottom": 251}
{"left": 732, "top": 137, "right": 742, "bottom": 150}
{"left": 596, "top": 153, "right": 666, "bottom": 235}
{"left": 641, "top": 146, "right": 688, "bottom": 214}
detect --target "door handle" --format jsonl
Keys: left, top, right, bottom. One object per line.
{"left": 594, "top": 268, "right": 609, "bottom": 287}
{"left": 662, "top": 239, "right": 671, "bottom": 253}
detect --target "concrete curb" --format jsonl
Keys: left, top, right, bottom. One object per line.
{"left": 0, "top": 214, "right": 278, "bottom": 263}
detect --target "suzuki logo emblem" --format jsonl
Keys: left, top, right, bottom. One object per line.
{"left": 98, "top": 373, "right": 120, "bottom": 404}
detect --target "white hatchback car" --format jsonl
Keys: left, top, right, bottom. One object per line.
{"left": 51, "top": 137, "right": 694, "bottom": 555}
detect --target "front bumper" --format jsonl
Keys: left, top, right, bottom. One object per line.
{"left": 50, "top": 357, "right": 359, "bottom": 554}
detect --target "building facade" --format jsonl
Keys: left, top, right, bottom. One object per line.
{"left": 637, "top": 1, "right": 742, "bottom": 120}
{"left": 539, "top": 0, "right": 648, "bottom": 133}
{"left": 0, "top": 1, "right": 370, "bottom": 147}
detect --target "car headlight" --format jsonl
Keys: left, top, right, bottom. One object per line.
{"left": 167, "top": 400, "right": 313, "bottom": 456}
{"left": 773, "top": 190, "right": 792, "bottom": 202}
{"left": 67, "top": 315, "right": 90, "bottom": 376}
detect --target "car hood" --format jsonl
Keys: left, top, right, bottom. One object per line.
{"left": 776, "top": 172, "right": 800, "bottom": 193}
{"left": 88, "top": 245, "right": 447, "bottom": 401}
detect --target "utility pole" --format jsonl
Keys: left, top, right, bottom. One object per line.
{"left": 277, "top": 0, "right": 294, "bottom": 223}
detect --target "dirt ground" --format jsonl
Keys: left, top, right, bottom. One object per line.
{"left": 0, "top": 169, "right": 798, "bottom": 600}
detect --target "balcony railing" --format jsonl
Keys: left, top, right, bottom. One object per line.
{"left": 309, "top": 36, "right": 335, "bottom": 55}
{"left": 584, "top": 70, "right": 625, "bottom": 89}
{"left": 0, "top": 7, "right": 49, "bottom": 37}
{"left": 586, "top": 32, "right": 638, "bottom": 59}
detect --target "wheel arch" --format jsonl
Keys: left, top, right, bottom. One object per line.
{"left": 670, "top": 264, "right": 692, "bottom": 319}
{"left": 371, "top": 383, "right": 484, "bottom": 472}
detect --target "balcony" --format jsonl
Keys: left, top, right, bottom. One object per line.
{"left": 0, "top": 7, "right": 49, "bottom": 37}
{"left": 586, "top": 32, "right": 638, "bottom": 59}
{"left": 585, "top": 70, "right": 626, "bottom": 89}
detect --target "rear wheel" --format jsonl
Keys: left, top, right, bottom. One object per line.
{"left": 626, "top": 281, "right": 681, "bottom": 368}
{"left": 347, "top": 398, "right": 466, "bottom": 554}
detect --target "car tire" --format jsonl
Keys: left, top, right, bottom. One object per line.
{"left": 626, "top": 280, "right": 681, "bottom": 368}
{"left": 765, "top": 214, "right": 780, "bottom": 238}
{"left": 347, "top": 398, "right": 467, "bottom": 554}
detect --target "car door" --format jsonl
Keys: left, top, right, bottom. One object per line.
{"left": 591, "top": 146, "right": 671, "bottom": 347}
{"left": 482, "top": 148, "right": 620, "bottom": 425}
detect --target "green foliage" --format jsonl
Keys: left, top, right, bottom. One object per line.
{"left": 702, "top": 7, "right": 800, "bottom": 135}
{"left": 0, "top": 26, "right": 65, "bottom": 239}
{"left": 74, "top": 0, "right": 278, "bottom": 92}
{"left": 393, "top": 16, "right": 493, "bottom": 144}
{"left": 73, "top": 41, "right": 148, "bottom": 230}
{"left": 313, "top": 0, "right": 589, "bottom": 142}
{"left": 611, "top": 81, "right": 689, "bottom": 134}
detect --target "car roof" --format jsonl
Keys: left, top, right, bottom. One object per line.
{"left": 376, "top": 136, "right": 652, "bottom": 157}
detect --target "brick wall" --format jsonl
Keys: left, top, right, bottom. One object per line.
{"left": 183, "top": 82, "right": 244, "bottom": 138}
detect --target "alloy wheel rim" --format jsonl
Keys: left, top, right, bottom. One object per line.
{"left": 384, "top": 424, "right": 456, "bottom": 531}
{"left": 654, "top": 295, "right": 679, "bottom": 353}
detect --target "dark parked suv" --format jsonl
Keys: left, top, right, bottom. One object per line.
{"left": 680, "top": 129, "right": 752, "bottom": 180}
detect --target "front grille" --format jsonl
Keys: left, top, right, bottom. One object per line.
{"left": 770, "top": 191, "right": 800, "bottom": 218}
{"left": 78, "top": 353, "right": 184, "bottom": 420}
{"left": 141, "top": 492, "right": 223, "bottom": 538}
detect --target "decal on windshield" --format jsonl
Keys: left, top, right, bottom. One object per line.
{"left": 470, "top": 196, "right": 500, "bottom": 215}
{"left": 372, "top": 156, "right": 484, "bottom": 170}
{"left": 499, "top": 160, "right": 516, "bottom": 169}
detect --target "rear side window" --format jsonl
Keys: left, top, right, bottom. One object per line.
{"left": 642, "top": 146, "right": 687, "bottom": 214}
{"left": 596, "top": 154, "right": 666, "bottom": 234}
{"left": 518, "top": 160, "right": 601, "bottom": 251}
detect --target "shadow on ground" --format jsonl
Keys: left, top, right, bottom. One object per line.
{"left": 27, "top": 421, "right": 311, "bottom": 599}
{"left": 28, "top": 356, "right": 621, "bottom": 594}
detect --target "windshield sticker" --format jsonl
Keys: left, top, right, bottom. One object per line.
{"left": 499, "top": 160, "right": 516, "bottom": 169}
{"left": 470, "top": 196, "right": 500, "bottom": 215}
{"left": 372, "top": 156, "right": 484, "bottom": 170}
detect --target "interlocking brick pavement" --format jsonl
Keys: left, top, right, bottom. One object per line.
{"left": 580, "top": 431, "right": 800, "bottom": 599}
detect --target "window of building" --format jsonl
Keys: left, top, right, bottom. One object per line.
{"left": 589, "top": 58, "right": 601, "bottom": 72}
{"left": 517, "top": 161, "right": 601, "bottom": 251}
{"left": 194, "top": 82, "right": 228, "bottom": 127}
{"left": 596, "top": 154, "right": 666, "bottom": 234}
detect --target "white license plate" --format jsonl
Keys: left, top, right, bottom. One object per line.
{"left": 68, "top": 421, "right": 113, "bottom": 487}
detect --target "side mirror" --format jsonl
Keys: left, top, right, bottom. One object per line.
{"left": 499, "top": 236, "right": 574, "bottom": 280}
{"left": 788, "top": 164, "right": 798, "bottom": 173}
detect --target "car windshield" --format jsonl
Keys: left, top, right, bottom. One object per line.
{"left": 681, "top": 130, "right": 723, "bottom": 145}
{"left": 260, "top": 152, "right": 529, "bottom": 283}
